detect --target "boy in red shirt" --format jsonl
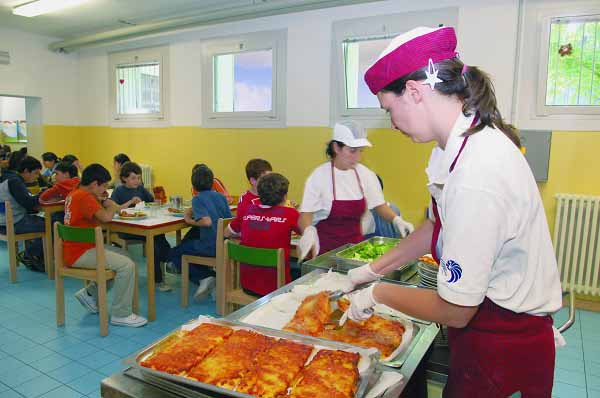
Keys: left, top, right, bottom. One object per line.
{"left": 226, "top": 173, "right": 302, "bottom": 296}
{"left": 236, "top": 158, "right": 272, "bottom": 215}
{"left": 64, "top": 164, "right": 147, "bottom": 327}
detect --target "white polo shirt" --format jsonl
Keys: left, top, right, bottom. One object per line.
{"left": 429, "top": 113, "right": 562, "bottom": 315}
{"left": 300, "top": 162, "right": 385, "bottom": 225}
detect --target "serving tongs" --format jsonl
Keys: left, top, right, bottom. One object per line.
{"left": 328, "top": 283, "right": 375, "bottom": 328}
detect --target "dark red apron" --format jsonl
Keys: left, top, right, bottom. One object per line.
{"left": 316, "top": 162, "right": 366, "bottom": 254}
{"left": 430, "top": 118, "right": 555, "bottom": 398}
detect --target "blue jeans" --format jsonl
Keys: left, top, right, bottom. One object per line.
{"left": 118, "top": 233, "right": 170, "bottom": 283}
{"left": 14, "top": 214, "right": 45, "bottom": 259}
{"left": 167, "top": 228, "right": 215, "bottom": 285}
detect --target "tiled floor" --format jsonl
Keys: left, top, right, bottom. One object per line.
{"left": 0, "top": 241, "right": 599, "bottom": 398}
{"left": 0, "top": 241, "right": 217, "bottom": 398}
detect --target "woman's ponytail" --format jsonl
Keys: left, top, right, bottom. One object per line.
{"left": 462, "top": 66, "right": 520, "bottom": 148}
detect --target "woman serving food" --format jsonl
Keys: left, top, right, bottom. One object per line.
{"left": 297, "top": 121, "right": 414, "bottom": 259}
{"left": 341, "top": 26, "right": 562, "bottom": 397}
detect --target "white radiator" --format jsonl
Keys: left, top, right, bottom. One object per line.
{"left": 140, "top": 164, "right": 153, "bottom": 189}
{"left": 553, "top": 194, "right": 600, "bottom": 296}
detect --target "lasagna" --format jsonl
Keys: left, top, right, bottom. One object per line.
{"left": 283, "top": 295, "right": 405, "bottom": 358}
{"left": 283, "top": 291, "right": 331, "bottom": 336}
{"left": 289, "top": 349, "right": 360, "bottom": 398}
{"left": 187, "top": 329, "right": 275, "bottom": 390}
{"left": 140, "top": 323, "right": 232, "bottom": 374}
{"left": 237, "top": 339, "right": 313, "bottom": 398}
{"left": 321, "top": 299, "right": 405, "bottom": 357}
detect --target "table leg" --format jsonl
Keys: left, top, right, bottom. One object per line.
{"left": 146, "top": 235, "right": 156, "bottom": 322}
{"left": 176, "top": 230, "right": 181, "bottom": 246}
{"left": 44, "top": 211, "right": 54, "bottom": 280}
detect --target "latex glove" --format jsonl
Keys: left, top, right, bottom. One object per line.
{"left": 393, "top": 215, "right": 414, "bottom": 238}
{"left": 345, "top": 263, "right": 383, "bottom": 292}
{"left": 298, "top": 225, "right": 319, "bottom": 262}
{"left": 345, "top": 284, "right": 379, "bottom": 322}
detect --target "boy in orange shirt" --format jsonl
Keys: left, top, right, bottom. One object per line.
{"left": 65, "top": 164, "right": 147, "bottom": 327}
{"left": 39, "top": 161, "right": 80, "bottom": 203}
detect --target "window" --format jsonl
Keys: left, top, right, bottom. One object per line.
{"left": 537, "top": 13, "right": 600, "bottom": 115}
{"left": 0, "top": 96, "right": 27, "bottom": 143}
{"left": 343, "top": 37, "right": 395, "bottom": 109}
{"left": 546, "top": 16, "right": 600, "bottom": 107}
{"left": 109, "top": 46, "right": 169, "bottom": 124}
{"left": 213, "top": 50, "right": 273, "bottom": 112}
{"left": 331, "top": 8, "right": 458, "bottom": 128}
{"left": 202, "top": 30, "right": 286, "bottom": 128}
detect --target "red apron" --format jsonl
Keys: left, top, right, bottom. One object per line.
{"left": 316, "top": 162, "right": 366, "bottom": 254}
{"left": 430, "top": 118, "right": 555, "bottom": 398}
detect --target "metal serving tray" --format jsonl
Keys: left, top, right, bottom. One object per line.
{"left": 334, "top": 237, "right": 407, "bottom": 270}
{"left": 123, "top": 317, "right": 379, "bottom": 398}
{"left": 227, "top": 269, "right": 431, "bottom": 368}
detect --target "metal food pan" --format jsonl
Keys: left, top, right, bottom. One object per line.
{"left": 123, "top": 317, "right": 379, "bottom": 398}
{"left": 334, "top": 237, "right": 401, "bottom": 270}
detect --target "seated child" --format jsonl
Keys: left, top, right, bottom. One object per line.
{"left": 41, "top": 152, "right": 59, "bottom": 178}
{"left": 364, "top": 175, "right": 404, "bottom": 239}
{"left": 109, "top": 153, "right": 130, "bottom": 189}
{"left": 39, "top": 161, "right": 80, "bottom": 203}
{"left": 167, "top": 164, "right": 232, "bottom": 301}
{"left": 62, "top": 154, "right": 83, "bottom": 173}
{"left": 237, "top": 158, "right": 272, "bottom": 214}
{"left": 225, "top": 173, "right": 301, "bottom": 297}
{"left": 39, "top": 161, "right": 80, "bottom": 226}
{"left": 0, "top": 155, "right": 45, "bottom": 271}
{"left": 190, "top": 163, "right": 233, "bottom": 204}
{"left": 111, "top": 161, "right": 171, "bottom": 292}
{"left": 65, "top": 164, "right": 147, "bottom": 327}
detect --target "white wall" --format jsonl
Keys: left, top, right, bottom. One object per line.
{"left": 0, "top": 27, "right": 80, "bottom": 125}
{"left": 76, "top": 0, "right": 520, "bottom": 127}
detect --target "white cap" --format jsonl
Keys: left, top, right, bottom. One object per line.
{"left": 332, "top": 121, "right": 372, "bottom": 148}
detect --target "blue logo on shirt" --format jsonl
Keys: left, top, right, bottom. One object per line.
{"left": 442, "top": 259, "right": 462, "bottom": 283}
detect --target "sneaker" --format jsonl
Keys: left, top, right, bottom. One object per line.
{"left": 111, "top": 313, "right": 148, "bottom": 328}
{"left": 74, "top": 288, "right": 98, "bottom": 314}
{"left": 164, "top": 261, "right": 181, "bottom": 275}
{"left": 157, "top": 281, "right": 172, "bottom": 292}
{"left": 193, "top": 276, "right": 216, "bottom": 302}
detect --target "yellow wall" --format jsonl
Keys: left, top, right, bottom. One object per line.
{"left": 42, "top": 125, "right": 600, "bottom": 234}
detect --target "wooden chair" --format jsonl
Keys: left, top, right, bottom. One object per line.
{"left": 0, "top": 201, "right": 47, "bottom": 283}
{"left": 220, "top": 239, "right": 285, "bottom": 316}
{"left": 110, "top": 233, "right": 145, "bottom": 256}
{"left": 54, "top": 223, "right": 139, "bottom": 336}
{"left": 180, "top": 217, "right": 233, "bottom": 310}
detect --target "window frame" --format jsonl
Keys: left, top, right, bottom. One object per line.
{"left": 330, "top": 8, "right": 458, "bottom": 128}
{"left": 536, "top": 8, "right": 600, "bottom": 116}
{"left": 108, "top": 45, "right": 169, "bottom": 126}
{"left": 201, "top": 29, "right": 287, "bottom": 128}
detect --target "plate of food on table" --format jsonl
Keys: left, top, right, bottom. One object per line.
{"left": 117, "top": 210, "right": 148, "bottom": 220}
{"left": 167, "top": 207, "right": 186, "bottom": 217}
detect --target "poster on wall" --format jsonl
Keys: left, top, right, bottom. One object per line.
{"left": 1, "top": 120, "right": 27, "bottom": 143}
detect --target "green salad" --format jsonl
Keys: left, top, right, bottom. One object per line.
{"left": 347, "top": 242, "right": 396, "bottom": 261}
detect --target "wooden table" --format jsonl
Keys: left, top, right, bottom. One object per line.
{"left": 103, "top": 210, "right": 186, "bottom": 322}
{"left": 39, "top": 201, "right": 65, "bottom": 280}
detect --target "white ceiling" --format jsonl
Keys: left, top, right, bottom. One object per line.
{"left": 0, "top": 0, "right": 272, "bottom": 39}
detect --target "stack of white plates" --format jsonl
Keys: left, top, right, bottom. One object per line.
{"left": 417, "top": 261, "right": 439, "bottom": 289}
